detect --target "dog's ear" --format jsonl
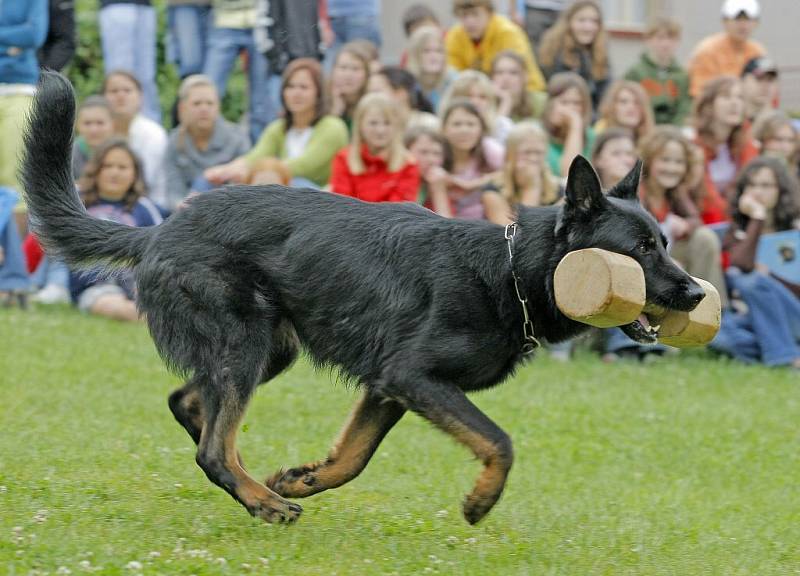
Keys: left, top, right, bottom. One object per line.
{"left": 607, "top": 159, "right": 643, "bottom": 202}
{"left": 564, "top": 155, "right": 605, "bottom": 214}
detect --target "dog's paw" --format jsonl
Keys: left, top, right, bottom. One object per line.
{"left": 247, "top": 496, "right": 303, "bottom": 524}
{"left": 265, "top": 466, "right": 318, "bottom": 498}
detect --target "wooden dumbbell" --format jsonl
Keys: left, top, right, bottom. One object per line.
{"left": 553, "top": 248, "right": 646, "bottom": 328}
{"left": 553, "top": 248, "right": 721, "bottom": 347}
{"left": 656, "top": 277, "right": 721, "bottom": 347}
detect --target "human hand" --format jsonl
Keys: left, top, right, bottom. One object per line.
{"left": 738, "top": 193, "right": 767, "bottom": 220}
{"left": 670, "top": 214, "right": 691, "bottom": 240}
{"left": 425, "top": 165, "right": 449, "bottom": 186}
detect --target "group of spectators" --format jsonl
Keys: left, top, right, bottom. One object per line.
{"left": 0, "top": 0, "right": 798, "bottom": 369}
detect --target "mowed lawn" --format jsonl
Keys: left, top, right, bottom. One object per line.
{"left": 1, "top": 306, "right": 799, "bottom": 575}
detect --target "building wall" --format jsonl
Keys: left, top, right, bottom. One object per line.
{"left": 379, "top": 0, "right": 800, "bottom": 111}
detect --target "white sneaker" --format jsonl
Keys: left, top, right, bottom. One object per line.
{"left": 32, "top": 284, "right": 70, "bottom": 304}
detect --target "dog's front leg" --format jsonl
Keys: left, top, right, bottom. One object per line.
{"left": 390, "top": 379, "right": 513, "bottom": 525}
{"left": 266, "top": 391, "right": 405, "bottom": 498}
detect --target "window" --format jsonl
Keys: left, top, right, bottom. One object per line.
{"left": 601, "top": 0, "right": 663, "bottom": 31}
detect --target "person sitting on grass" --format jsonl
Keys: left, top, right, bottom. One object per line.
{"left": 328, "top": 42, "right": 372, "bottom": 133}
{"left": 72, "top": 96, "right": 115, "bottom": 180}
{"left": 405, "top": 124, "right": 449, "bottom": 211}
{"left": 482, "top": 121, "right": 562, "bottom": 225}
{"left": 594, "top": 80, "right": 655, "bottom": 144}
{"left": 711, "top": 156, "right": 800, "bottom": 370}
{"left": 71, "top": 139, "right": 163, "bottom": 322}
{"left": 163, "top": 74, "right": 249, "bottom": 212}
{"left": 205, "top": 58, "right": 348, "bottom": 189}
{"left": 330, "top": 93, "right": 420, "bottom": 203}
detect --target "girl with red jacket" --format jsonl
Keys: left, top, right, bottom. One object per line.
{"left": 330, "top": 93, "right": 420, "bottom": 203}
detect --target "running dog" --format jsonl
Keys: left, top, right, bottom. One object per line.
{"left": 22, "top": 72, "right": 704, "bottom": 525}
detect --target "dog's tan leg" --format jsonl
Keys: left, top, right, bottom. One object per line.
{"left": 266, "top": 392, "right": 405, "bottom": 498}
{"left": 197, "top": 374, "right": 301, "bottom": 524}
{"left": 392, "top": 382, "right": 513, "bottom": 525}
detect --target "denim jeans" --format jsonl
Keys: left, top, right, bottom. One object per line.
{"left": 99, "top": 4, "right": 161, "bottom": 123}
{"left": 324, "top": 14, "right": 382, "bottom": 71}
{"left": 711, "top": 269, "right": 800, "bottom": 366}
{"left": 167, "top": 4, "right": 213, "bottom": 78}
{"left": 0, "top": 188, "right": 29, "bottom": 291}
{"left": 30, "top": 256, "right": 70, "bottom": 290}
{"left": 203, "top": 27, "right": 276, "bottom": 145}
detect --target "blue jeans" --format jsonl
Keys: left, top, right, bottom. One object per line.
{"left": 167, "top": 4, "right": 213, "bottom": 78}
{"left": 324, "top": 14, "right": 382, "bottom": 71}
{"left": 0, "top": 188, "right": 29, "bottom": 291}
{"left": 203, "top": 27, "right": 276, "bottom": 145}
{"left": 30, "top": 256, "right": 70, "bottom": 290}
{"left": 99, "top": 4, "right": 161, "bottom": 123}
{"left": 711, "top": 270, "right": 800, "bottom": 366}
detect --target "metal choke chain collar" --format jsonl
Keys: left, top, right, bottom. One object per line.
{"left": 504, "top": 222, "right": 540, "bottom": 355}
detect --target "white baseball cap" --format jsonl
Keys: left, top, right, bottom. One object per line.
{"left": 721, "top": 0, "right": 760, "bottom": 19}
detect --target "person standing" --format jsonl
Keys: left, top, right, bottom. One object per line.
{"left": 687, "top": 0, "right": 765, "bottom": 98}
{"left": 204, "top": 0, "right": 275, "bottom": 145}
{"left": 446, "top": 0, "right": 545, "bottom": 93}
{"left": 0, "top": 0, "right": 48, "bottom": 238}
{"left": 38, "top": 0, "right": 75, "bottom": 71}
{"left": 98, "top": 0, "right": 161, "bottom": 122}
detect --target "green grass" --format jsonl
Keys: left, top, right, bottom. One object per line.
{"left": 2, "top": 306, "right": 799, "bottom": 575}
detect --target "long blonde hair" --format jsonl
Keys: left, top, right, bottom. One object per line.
{"left": 405, "top": 25, "right": 449, "bottom": 92}
{"left": 502, "top": 122, "right": 559, "bottom": 206}
{"left": 597, "top": 80, "right": 654, "bottom": 142}
{"left": 438, "top": 70, "right": 499, "bottom": 134}
{"left": 539, "top": 0, "right": 609, "bottom": 80}
{"left": 348, "top": 93, "right": 408, "bottom": 174}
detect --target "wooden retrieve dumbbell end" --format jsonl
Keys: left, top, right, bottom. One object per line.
{"left": 554, "top": 248, "right": 646, "bottom": 328}
{"left": 656, "top": 278, "right": 721, "bottom": 347}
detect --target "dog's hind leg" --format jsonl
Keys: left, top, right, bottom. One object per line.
{"left": 196, "top": 360, "right": 302, "bottom": 524}
{"left": 168, "top": 375, "right": 206, "bottom": 445}
{"left": 389, "top": 380, "right": 513, "bottom": 525}
{"left": 266, "top": 392, "right": 405, "bottom": 498}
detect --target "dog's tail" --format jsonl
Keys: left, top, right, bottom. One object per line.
{"left": 21, "top": 71, "right": 152, "bottom": 269}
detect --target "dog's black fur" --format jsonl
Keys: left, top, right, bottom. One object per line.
{"left": 22, "top": 72, "right": 705, "bottom": 525}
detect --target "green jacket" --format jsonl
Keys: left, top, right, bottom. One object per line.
{"left": 624, "top": 52, "right": 691, "bottom": 126}
{"left": 245, "top": 115, "right": 349, "bottom": 187}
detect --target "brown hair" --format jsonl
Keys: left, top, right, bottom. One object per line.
{"left": 752, "top": 109, "right": 799, "bottom": 163}
{"left": 733, "top": 156, "right": 800, "bottom": 232}
{"left": 539, "top": 1, "right": 609, "bottom": 80}
{"left": 490, "top": 51, "right": 533, "bottom": 119}
{"left": 452, "top": 0, "right": 493, "bottom": 14}
{"left": 440, "top": 99, "right": 490, "bottom": 172}
{"left": 280, "top": 58, "right": 326, "bottom": 129}
{"left": 248, "top": 158, "right": 291, "bottom": 185}
{"left": 638, "top": 125, "right": 699, "bottom": 192}
{"left": 101, "top": 70, "right": 142, "bottom": 94}
{"left": 693, "top": 75, "right": 748, "bottom": 157}
{"left": 542, "top": 72, "right": 592, "bottom": 142}
{"left": 78, "top": 138, "right": 146, "bottom": 211}
{"left": 597, "top": 80, "right": 655, "bottom": 142}
{"left": 328, "top": 43, "right": 372, "bottom": 121}
{"left": 645, "top": 15, "right": 681, "bottom": 38}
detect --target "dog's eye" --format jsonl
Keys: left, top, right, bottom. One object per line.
{"left": 637, "top": 239, "right": 654, "bottom": 254}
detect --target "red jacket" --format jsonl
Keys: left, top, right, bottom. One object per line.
{"left": 330, "top": 145, "right": 420, "bottom": 203}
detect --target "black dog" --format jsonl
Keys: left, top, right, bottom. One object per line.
{"left": 22, "top": 72, "right": 705, "bottom": 525}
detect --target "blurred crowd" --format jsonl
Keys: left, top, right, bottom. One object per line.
{"left": 1, "top": 0, "right": 798, "bottom": 369}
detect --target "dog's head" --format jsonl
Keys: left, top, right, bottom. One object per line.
{"left": 556, "top": 156, "right": 706, "bottom": 344}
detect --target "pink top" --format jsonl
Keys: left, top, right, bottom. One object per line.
{"left": 448, "top": 138, "right": 504, "bottom": 220}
